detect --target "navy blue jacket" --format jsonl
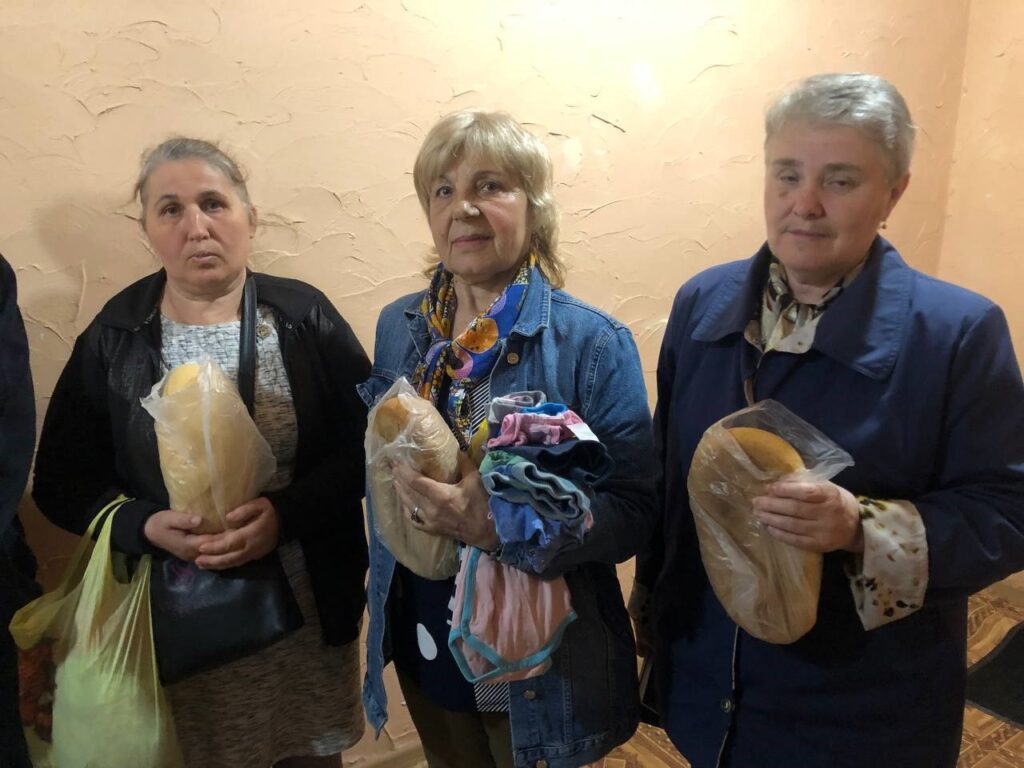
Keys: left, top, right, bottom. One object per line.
{"left": 641, "top": 238, "right": 1024, "bottom": 768}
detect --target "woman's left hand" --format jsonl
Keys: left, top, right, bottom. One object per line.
{"left": 752, "top": 480, "right": 864, "bottom": 553}
{"left": 392, "top": 452, "right": 500, "bottom": 552}
{"left": 191, "top": 496, "right": 281, "bottom": 569}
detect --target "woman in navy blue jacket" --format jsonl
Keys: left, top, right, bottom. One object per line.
{"left": 633, "top": 73, "right": 1024, "bottom": 768}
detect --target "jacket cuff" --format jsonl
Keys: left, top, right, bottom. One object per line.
{"left": 845, "top": 497, "right": 928, "bottom": 630}
{"left": 263, "top": 489, "right": 298, "bottom": 543}
{"left": 109, "top": 498, "right": 163, "bottom": 556}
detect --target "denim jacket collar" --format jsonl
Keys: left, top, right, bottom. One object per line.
{"left": 691, "top": 236, "right": 912, "bottom": 381}
{"left": 401, "top": 266, "right": 553, "bottom": 353}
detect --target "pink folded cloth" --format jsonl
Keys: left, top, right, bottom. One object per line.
{"left": 449, "top": 548, "right": 576, "bottom": 684}
{"left": 487, "top": 411, "right": 585, "bottom": 448}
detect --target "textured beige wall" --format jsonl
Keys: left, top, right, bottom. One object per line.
{"left": 939, "top": 0, "right": 1024, "bottom": 359}
{"left": 1, "top": 0, "right": 1000, "bottom": 764}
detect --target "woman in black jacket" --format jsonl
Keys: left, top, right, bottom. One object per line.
{"left": 33, "top": 138, "right": 370, "bottom": 768}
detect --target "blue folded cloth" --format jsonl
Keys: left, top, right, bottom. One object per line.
{"left": 487, "top": 496, "right": 588, "bottom": 572}
{"left": 481, "top": 461, "right": 592, "bottom": 522}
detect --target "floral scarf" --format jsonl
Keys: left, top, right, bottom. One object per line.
{"left": 756, "top": 261, "right": 852, "bottom": 353}
{"left": 412, "top": 255, "right": 535, "bottom": 448}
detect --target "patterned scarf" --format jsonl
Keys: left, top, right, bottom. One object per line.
{"left": 758, "top": 261, "right": 846, "bottom": 352}
{"left": 412, "top": 255, "right": 535, "bottom": 448}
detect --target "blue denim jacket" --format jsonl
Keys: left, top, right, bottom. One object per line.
{"left": 358, "top": 269, "right": 657, "bottom": 768}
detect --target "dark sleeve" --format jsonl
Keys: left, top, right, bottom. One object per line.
{"left": 634, "top": 292, "right": 684, "bottom": 592}
{"left": 32, "top": 323, "right": 161, "bottom": 549}
{"left": 634, "top": 331, "right": 674, "bottom": 592}
{"left": 0, "top": 255, "right": 35, "bottom": 535}
{"left": 916, "top": 304, "right": 1024, "bottom": 597}
{"left": 265, "top": 296, "right": 371, "bottom": 541}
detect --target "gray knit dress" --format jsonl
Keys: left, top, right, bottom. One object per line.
{"left": 159, "top": 307, "right": 364, "bottom": 766}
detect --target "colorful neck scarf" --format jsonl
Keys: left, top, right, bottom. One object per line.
{"left": 412, "top": 255, "right": 534, "bottom": 448}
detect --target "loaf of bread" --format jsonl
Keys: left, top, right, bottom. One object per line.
{"left": 366, "top": 390, "right": 461, "bottom": 580}
{"left": 727, "top": 427, "right": 804, "bottom": 474}
{"left": 162, "top": 362, "right": 201, "bottom": 396}
{"left": 371, "top": 396, "right": 459, "bottom": 483}
{"left": 143, "top": 360, "right": 276, "bottom": 534}
{"left": 688, "top": 425, "right": 822, "bottom": 644}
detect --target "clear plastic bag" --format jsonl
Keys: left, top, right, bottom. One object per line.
{"left": 140, "top": 356, "right": 277, "bottom": 533}
{"left": 9, "top": 497, "right": 184, "bottom": 767}
{"left": 365, "top": 377, "right": 461, "bottom": 580}
{"left": 687, "top": 399, "right": 854, "bottom": 644}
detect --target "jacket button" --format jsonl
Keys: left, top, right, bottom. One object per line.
{"left": 506, "top": 352, "right": 520, "bottom": 365}
{"left": 523, "top": 689, "right": 536, "bottom": 701}
{"left": 535, "top": 761, "right": 548, "bottom": 768}
{"left": 720, "top": 697, "right": 734, "bottom": 713}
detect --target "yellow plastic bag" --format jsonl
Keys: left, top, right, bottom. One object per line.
{"left": 10, "top": 497, "right": 184, "bottom": 768}
{"left": 140, "top": 356, "right": 277, "bottom": 533}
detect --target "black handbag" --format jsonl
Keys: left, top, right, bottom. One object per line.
{"left": 149, "top": 275, "right": 304, "bottom": 686}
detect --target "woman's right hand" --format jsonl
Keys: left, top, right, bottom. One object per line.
{"left": 143, "top": 509, "right": 205, "bottom": 561}
{"left": 392, "top": 452, "right": 500, "bottom": 552}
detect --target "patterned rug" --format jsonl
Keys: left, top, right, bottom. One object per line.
{"left": 960, "top": 592, "right": 1024, "bottom": 768}
{"left": 596, "top": 590, "right": 1024, "bottom": 768}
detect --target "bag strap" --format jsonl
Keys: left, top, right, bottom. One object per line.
{"left": 238, "top": 274, "right": 257, "bottom": 416}
{"left": 87, "top": 494, "right": 132, "bottom": 538}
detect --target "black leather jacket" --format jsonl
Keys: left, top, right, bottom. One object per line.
{"left": 34, "top": 270, "right": 370, "bottom": 644}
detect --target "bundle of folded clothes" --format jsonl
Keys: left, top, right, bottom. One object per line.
{"left": 448, "top": 391, "right": 615, "bottom": 684}
{"left": 480, "top": 391, "right": 614, "bottom": 573}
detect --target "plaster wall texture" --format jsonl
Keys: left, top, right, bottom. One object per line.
{"left": 938, "top": 0, "right": 1024, "bottom": 354}
{"left": 3, "top": 1, "right": 1013, "bottom": 763}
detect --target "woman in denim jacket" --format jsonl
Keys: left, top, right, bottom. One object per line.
{"left": 359, "top": 110, "right": 657, "bottom": 768}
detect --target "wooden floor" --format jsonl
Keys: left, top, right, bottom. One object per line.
{"left": 596, "top": 585, "right": 1024, "bottom": 768}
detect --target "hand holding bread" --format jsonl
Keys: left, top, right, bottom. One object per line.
{"left": 686, "top": 403, "right": 854, "bottom": 644}
{"left": 141, "top": 358, "right": 277, "bottom": 536}
{"left": 365, "top": 379, "right": 462, "bottom": 580}
{"left": 689, "top": 424, "right": 822, "bottom": 644}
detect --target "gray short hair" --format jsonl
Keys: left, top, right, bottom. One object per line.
{"left": 765, "top": 73, "right": 915, "bottom": 182}
{"left": 134, "top": 137, "right": 253, "bottom": 226}
{"left": 413, "top": 110, "right": 564, "bottom": 289}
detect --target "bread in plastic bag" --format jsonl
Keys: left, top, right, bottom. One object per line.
{"left": 9, "top": 497, "right": 184, "bottom": 767}
{"left": 140, "top": 357, "right": 277, "bottom": 533}
{"left": 365, "top": 377, "right": 461, "bottom": 579}
{"left": 687, "top": 399, "right": 854, "bottom": 643}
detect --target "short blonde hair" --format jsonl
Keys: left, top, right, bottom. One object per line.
{"left": 413, "top": 110, "right": 565, "bottom": 289}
